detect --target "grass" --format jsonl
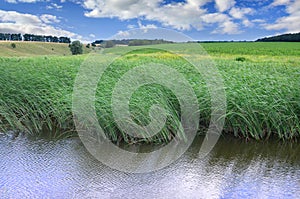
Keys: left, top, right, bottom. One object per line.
{"left": 0, "top": 41, "right": 91, "bottom": 57}
{"left": 0, "top": 42, "right": 299, "bottom": 142}
{"left": 0, "top": 56, "right": 82, "bottom": 138}
{"left": 200, "top": 42, "right": 300, "bottom": 64}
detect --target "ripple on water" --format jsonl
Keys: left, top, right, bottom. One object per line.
{"left": 0, "top": 135, "right": 299, "bottom": 198}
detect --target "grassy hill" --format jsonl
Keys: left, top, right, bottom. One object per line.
{"left": 0, "top": 41, "right": 91, "bottom": 57}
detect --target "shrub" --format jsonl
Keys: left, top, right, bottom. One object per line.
{"left": 69, "top": 40, "right": 83, "bottom": 55}
{"left": 235, "top": 57, "right": 246, "bottom": 62}
{"left": 11, "top": 43, "right": 16, "bottom": 48}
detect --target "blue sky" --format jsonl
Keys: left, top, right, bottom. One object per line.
{"left": 0, "top": 0, "right": 299, "bottom": 42}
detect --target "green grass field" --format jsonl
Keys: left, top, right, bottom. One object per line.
{"left": 0, "top": 42, "right": 299, "bottom": 142}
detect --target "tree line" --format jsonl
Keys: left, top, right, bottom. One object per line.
{"left": 91, "top": 39, "right": 173, "bottom": 47}
{"left": 0, "top": 33, "right": 71, "bottom": 43}
{"left": 256, "top": 32, "right": 300, "bottom": 42}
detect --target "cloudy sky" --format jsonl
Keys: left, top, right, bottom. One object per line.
{"left": 0, "top": 0, "right": 299, "bottom": 42}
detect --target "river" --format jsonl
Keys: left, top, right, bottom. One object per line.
{"left": 0, "top": 133, "right": 299, "bottom": 198}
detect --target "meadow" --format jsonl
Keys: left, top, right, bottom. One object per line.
{"left": 0, "top": 41, "right": 91, "bottom": 57}
{"left": 0, "top": 42, "right": 299, "bottom": 142}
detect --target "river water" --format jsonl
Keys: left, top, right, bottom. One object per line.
{"left": 0, "top": 133, "right": 299, "bottom": 199}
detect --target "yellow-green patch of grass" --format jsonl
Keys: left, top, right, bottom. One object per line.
{"left": 0, "top": 41, "right": 91, "bottom": 57}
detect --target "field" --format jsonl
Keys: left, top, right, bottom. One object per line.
{"left": 0, "top": 41, "right": 91, "bottom": 57}
{"left": 0, "top": 42, "right": 299, "bottom": 142}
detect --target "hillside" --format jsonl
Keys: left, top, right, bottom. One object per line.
{"left": 256, "top": 32, "right": 300, "bottom": 42}
{"left": 0, "top": 41, "right": 91, "bottom": 57}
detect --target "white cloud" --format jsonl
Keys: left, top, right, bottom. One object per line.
{"left": 114, "top": 21, "right": 158, "bottom": 38}
{"left": 83, "top": 0, "right": 210, "bottom": 31}
{"left": 265, "top": 0, "right": 300, "bottom": 33}
{"left": 89, "top": 33, "right": 95, "bottom": 38}
{"left": 40, "top": 14, "right": 60, "bottom": 24}
{"left": 252, "top": 19, "right": 266, "bottom": 23}
{"left": 46, "top": 3, "right": 63, "bottom": 10}
{"left": 137, "top": 21, "right": 157, "bottom": 30}
{"left": 271, "top": 0, "right": 290, "bottom": 6}
{"left": 0, "top": 10, "right": 82, "bottom": 40}
{"left": 0, "top": 10, "right": 41, "bottom": 25}
{"left": 5, "top": 0, "right": 47, "bottom": 3}
{"left": 201, "top": 13, "right": 229, "bottom": 24}
{"left": 286, "top": 0, "right": 300, "bottom": 13}
{"left": 127, "top": 24, "right": 136, "bottom": 29}
{"left": 229, "top": 7, "right": 253, "bottom": 19}
{"left": 201, "top": 13, "right": 241, "bottom": 34}
{"left": 212, "top": 20, "right": 241, "bottom": 34}
{"left": 82, "top": 0, "right": 243, "bottom": 34}
{"left": 215, "top": 0, "right": 236, "bottom": 12}
{"left": 242, "top": 19, "right": 253, "bottom": 27}
{"left": 115, "top": 30, "right": 131, "bottom": 38}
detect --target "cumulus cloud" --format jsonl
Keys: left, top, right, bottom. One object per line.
{"left": 215, "top": 0, "right": 236, "bottom": 12}
{"left": 5, "top": 0, "right": 46, "bottom": 3}
{"left": 82, "top": 0, "right": 243, "bottom": 34}
{"left": 252, "top": 19, "right": 266, "bottom": 23}
{"left": 137, "top": 21, "right": 157, "bottom": 30}
{"left": 40, "top": 14, "right": 60, "bottom": 24}
{"left": 265, "top": 0, "right": 300, "bottom": 33}
{"left": 201, "top": 12, "right": 241, "bottom": 34}
{"left": 115, "top": 21, "right": 157, "bottom": 38}
{"left": 229, "top": 7, "right": 253, "bottom": 19}
{"left": 46, "top": 3, "right": 63, "bottom": 10}
{"left": 127, "top": 24, "right": 136, "bottom": 29}
{"left": 242, "top": 19, "right": 253, "bottom": 27}
{"left": 212, "top": 20, "right": 241, "bottom": 34}
{"left": 115, "top": 30, "right": 131, "bottom": 38}
{"left": 201, "top": 13, "right": 228, "bottom": 24}
{"left": 0, "top": 10, "right": 81, "bottom": 40}
{"left": 83, "top": 0, "right": 210, "bottom": 30}
{"left": 271, "top": 0, "right": 290, "bottom": 6}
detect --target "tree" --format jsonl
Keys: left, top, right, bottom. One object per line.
{"left": 104, "top": 40, "right": 115, "bottom": 48}
{"left": 69, "top": 40, "right": 83, "bottom": 55}
{"left": 256, "top": 32, "right": 300, "bottom": 42}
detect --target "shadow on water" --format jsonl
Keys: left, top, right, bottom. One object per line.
{"left": 0, "top": 133, "right": 299, "bottom": 198}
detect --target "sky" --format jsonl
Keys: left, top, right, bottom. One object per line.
{"left": 0, "top": 0, "right": 299, "bottom": 42}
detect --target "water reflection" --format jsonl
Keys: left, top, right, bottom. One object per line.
{"left": 0, "top": 134, "right": 299, "bottom": 198}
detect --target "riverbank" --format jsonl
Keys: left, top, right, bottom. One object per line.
{"left": 0, "top": 43, "right": 299, "bottom": 142}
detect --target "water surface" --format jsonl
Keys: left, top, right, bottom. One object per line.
{"left": 0, "top": 133, "right": 299, "bottom": 198}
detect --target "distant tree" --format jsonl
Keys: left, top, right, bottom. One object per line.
{"left": 52, "top": 36, "right": 59, "bottom": 43}
{"left": 256, "top": 32, "right": 300, "bottom": 42}
{"left": 69, "top": 40, "right": 83, "bottom": 55}
{"left": 23, "top": 34, "right": 31, "bottom": 41}
{"left": 11, "top": 34, "right": 22, "bottom": 41}
{"left": 104, "top": 40, "right": 115, "bottom": 48}
{"left": 94, "top": 40, "right": 103, "bottom": 44}
{"left": 4, "top": 33, "right": 11, "bottom": 41}
{"left": 59, "top": 36, "right": 71, "bottom": 43}
{"left": 11, "top": 43, "right": 16, "bottom": 48}
{"left": 86, "top": 43, "right": 90, "bottom": 48}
